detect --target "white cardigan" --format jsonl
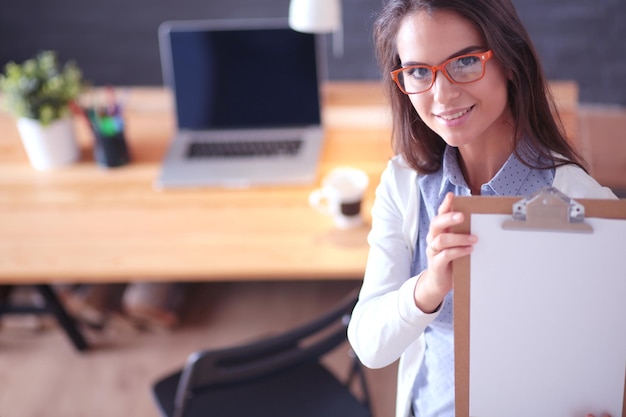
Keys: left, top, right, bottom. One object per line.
{"left": 347, "top": 155, "right": 617, "bottom": 417}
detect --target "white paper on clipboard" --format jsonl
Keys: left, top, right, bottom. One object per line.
{"left": 468, "top": 213, "right": 626, "bottom": 417}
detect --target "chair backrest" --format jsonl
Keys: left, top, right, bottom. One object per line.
{"left": 173, "top": 289, "right": 359, "bottom": 417}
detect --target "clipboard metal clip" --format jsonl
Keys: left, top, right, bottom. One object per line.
{"left": 502, "top": 186, "right": 593, "bottom": 233}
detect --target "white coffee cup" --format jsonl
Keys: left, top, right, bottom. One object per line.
{"left": 309, "top": 167, "right": 369, "bottom": 229}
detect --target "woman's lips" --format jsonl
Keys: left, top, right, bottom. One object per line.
{"left": 436, "top": 105, "right": 475, "bottom": 126}
{"left": 437, "top": 105, "right": 474, "bottom": 120}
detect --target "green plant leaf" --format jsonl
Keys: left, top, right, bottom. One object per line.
{"left": 0, "top": 50, "right": 85, "bottom": 126}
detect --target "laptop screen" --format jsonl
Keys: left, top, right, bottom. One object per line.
{"left": 160, "top": 20, "right": 322, "bottom": 131}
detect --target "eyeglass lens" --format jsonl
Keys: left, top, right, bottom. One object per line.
{"left": 398, "top": 54, "right": 485, "bottom": 94}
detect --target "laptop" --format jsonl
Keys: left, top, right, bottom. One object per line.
{"left": 155, "top": 18, "right": 326, "bottom": 189}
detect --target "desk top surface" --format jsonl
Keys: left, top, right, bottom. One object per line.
{"left": 0, "top": 82, "right": 394, "bottom": 283}
{"left": 0, "top": 81, "right": 578, "bottom": 283}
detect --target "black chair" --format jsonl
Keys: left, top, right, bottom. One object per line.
{"left": 151, "top": 289, "right": 371, "bottom": 417}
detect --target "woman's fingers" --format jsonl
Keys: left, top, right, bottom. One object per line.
{"left": 416, "top": 193, "right": 478, "bottom": 312}
{"left": 427, "top": 210, "right": 475, "bottom": 255}
{"left": 426, "top": 192, "right": 455, "bottom": 241}
{"left": 426, "top": 192, "right": 477, "bottom": 254}
{"left": 429, "top": 232, "right": 477, "bottom": 255}
{"left": 428, "top": 193, "right": 462, "bottom": 235}
{"left": 428, "top": 230, "right": 475, "bottom": 252}
{"left": 426, "top": 212, "right": 463, "bottom": 245}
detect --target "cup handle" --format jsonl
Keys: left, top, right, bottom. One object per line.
{"left": 309, "top": 189, "right": 331, "bottom": 216}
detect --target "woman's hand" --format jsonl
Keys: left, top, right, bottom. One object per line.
{"left": 414, "top": 192, "right": 477, "bottom": 313}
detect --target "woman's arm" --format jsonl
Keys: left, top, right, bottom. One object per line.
{"left": 348, "top": 161, "right": 437, "bottom": 368}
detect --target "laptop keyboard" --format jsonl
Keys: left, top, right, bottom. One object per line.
{"left": 187, "top": 139, "right": 303, "bottom": 158}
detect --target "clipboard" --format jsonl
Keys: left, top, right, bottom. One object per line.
{"left": 451, "top": 188, "right": 626, "bottom": 417}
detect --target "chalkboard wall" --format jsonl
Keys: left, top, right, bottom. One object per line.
{"left": 1, "top": 0, "right": 624, "bottom": 105}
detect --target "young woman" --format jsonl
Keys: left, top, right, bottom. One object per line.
{"left": 346, "top": 1, "right": 617, "bottom": 416}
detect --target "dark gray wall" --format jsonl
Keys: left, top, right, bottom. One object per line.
{"left": 1, "top": 0, "right": 624, "bottom": 105}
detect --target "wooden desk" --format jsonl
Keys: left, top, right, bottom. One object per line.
{"left": 0, "top": 82, "right": 393, "bottom": 284}
{"left": 0, "top": 81, "right": 579, "bottom": 284}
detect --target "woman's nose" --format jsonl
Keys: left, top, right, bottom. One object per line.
{"left": 431, "top": 70, "right": 461, "bottom": 103}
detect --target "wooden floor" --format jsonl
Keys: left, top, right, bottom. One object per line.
{"left": 0, "top": 106, "right": 624, "bottom": 417}
{"left": 0, "top": 280, "right": 398, "bottom": 417}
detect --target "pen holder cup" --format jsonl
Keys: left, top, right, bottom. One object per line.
{"left": 93, "top": 129, "right": 130, "bottom": 168}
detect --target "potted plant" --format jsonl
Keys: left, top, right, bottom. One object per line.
{"left": 0, "top": 50, "right": 85, "bottom": 170}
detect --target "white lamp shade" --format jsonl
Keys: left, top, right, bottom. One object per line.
{"left": 288, "top": 0, "right": 342, "bottom": 34}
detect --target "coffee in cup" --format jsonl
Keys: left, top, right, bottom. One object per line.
{"left": 309, "top": 167, "right": 369, "bottom": 229}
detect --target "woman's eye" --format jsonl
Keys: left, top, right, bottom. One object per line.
{"left": 406, "top": 66, "right": 430, "bottom": 79}
{"left": 456, "top": 56, "right": 480, "bottom": 67}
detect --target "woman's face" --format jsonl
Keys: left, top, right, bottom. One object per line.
{"left": 395, "top": 10, "right": 513, "bottom": 150}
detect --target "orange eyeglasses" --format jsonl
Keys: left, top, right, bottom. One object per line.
{"left": 391, "top": 50, "right": 493, "bottom": 94}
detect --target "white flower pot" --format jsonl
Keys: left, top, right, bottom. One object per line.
{"left": 16, "top": 117, "right": 80, "bottom": 170}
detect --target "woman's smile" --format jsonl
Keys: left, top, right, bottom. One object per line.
{"left": 435, "top": 105, "right": 475, "bottom": 125}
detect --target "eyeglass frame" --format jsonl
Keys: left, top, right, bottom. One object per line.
{"left": 390, "top": 50, "right": 494, "bottom": 95}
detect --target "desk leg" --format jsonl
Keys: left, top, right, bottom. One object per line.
{"left": 35, "top": 284, "right": 89, "bottom": 352}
